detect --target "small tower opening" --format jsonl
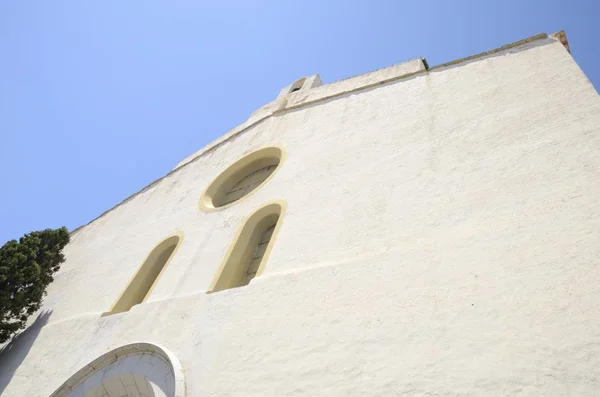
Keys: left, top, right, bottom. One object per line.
{"left": 289, "top": 78, "right": 306, "bottom": 93}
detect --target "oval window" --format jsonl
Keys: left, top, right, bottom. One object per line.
{"left": 200, "top": 147, "right": 284, "bottom": 211}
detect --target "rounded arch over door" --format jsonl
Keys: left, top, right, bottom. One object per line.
{"left": 50, "top": 342, "right": 186, "bottom": 397}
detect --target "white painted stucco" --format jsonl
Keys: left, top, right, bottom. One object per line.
{"left": 1, "top": 33, "right": 599, "bottom": 396}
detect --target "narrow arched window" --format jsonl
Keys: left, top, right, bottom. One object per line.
{"left": 242, "top": 224, "right": 275, "bottom": 286}
{"left": 209, "top": 203, "right": 284, "bottom": 292}
{"left": 104, "top": 234, "right": 182, "bottom": 316}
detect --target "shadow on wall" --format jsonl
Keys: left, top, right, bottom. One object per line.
{"left": 0, "top": 310, "right": 52, "bottom": 394}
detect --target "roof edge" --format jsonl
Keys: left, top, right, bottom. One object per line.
{"left": 69, "top": 31, "right": 568, "bottom": 237}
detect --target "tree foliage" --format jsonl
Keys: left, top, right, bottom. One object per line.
{"left": 0, "top": 227, "right": 69, "bottom": 343}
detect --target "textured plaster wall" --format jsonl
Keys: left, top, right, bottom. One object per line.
{"left": 1, "top": 37, "right": 600, "bottom": 396}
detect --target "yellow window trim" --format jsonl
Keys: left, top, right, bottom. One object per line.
{"left": 102, "top": 231, "right": 185, "bottom": 316}
{"left": 208, "top": 200, "right": 287, "bottom": 293}
{"left": 199, "top": 146, "right": 286, "bottom": 213}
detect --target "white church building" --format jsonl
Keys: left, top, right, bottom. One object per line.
{"left": 1, "top": 30, "right": 599, "bottom": 396}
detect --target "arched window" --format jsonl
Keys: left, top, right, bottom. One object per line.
{"left": 289, "top": 77, "right": 306, "bottom": 93}
{"left": 209, "top": 202, "right": 285, "bottom": 292}
{"left": 104, "top": 234, "right": 182, "bottom": 316}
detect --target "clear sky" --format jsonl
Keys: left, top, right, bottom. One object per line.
{"left": 0, "top": 0, "right": 598, "bottom": 243}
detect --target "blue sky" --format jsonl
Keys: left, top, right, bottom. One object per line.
{"left": 0, "top": 0, "right": 598, "bottom": 243}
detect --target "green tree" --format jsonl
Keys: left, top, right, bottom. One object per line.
{"left": 0, "top": 227, "right": 69, "bottom": 343}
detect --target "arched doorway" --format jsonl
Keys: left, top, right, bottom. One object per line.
{"left": 50, "top": 342, "right": 185, "bottom": 397}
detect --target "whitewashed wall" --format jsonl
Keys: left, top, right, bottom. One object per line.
{"left": 1, "top": 36, "right": 599, "bottom": 396}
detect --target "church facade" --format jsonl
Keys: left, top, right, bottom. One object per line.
{"left": 1, "top": 31, "right": 600, "bottom": 396}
